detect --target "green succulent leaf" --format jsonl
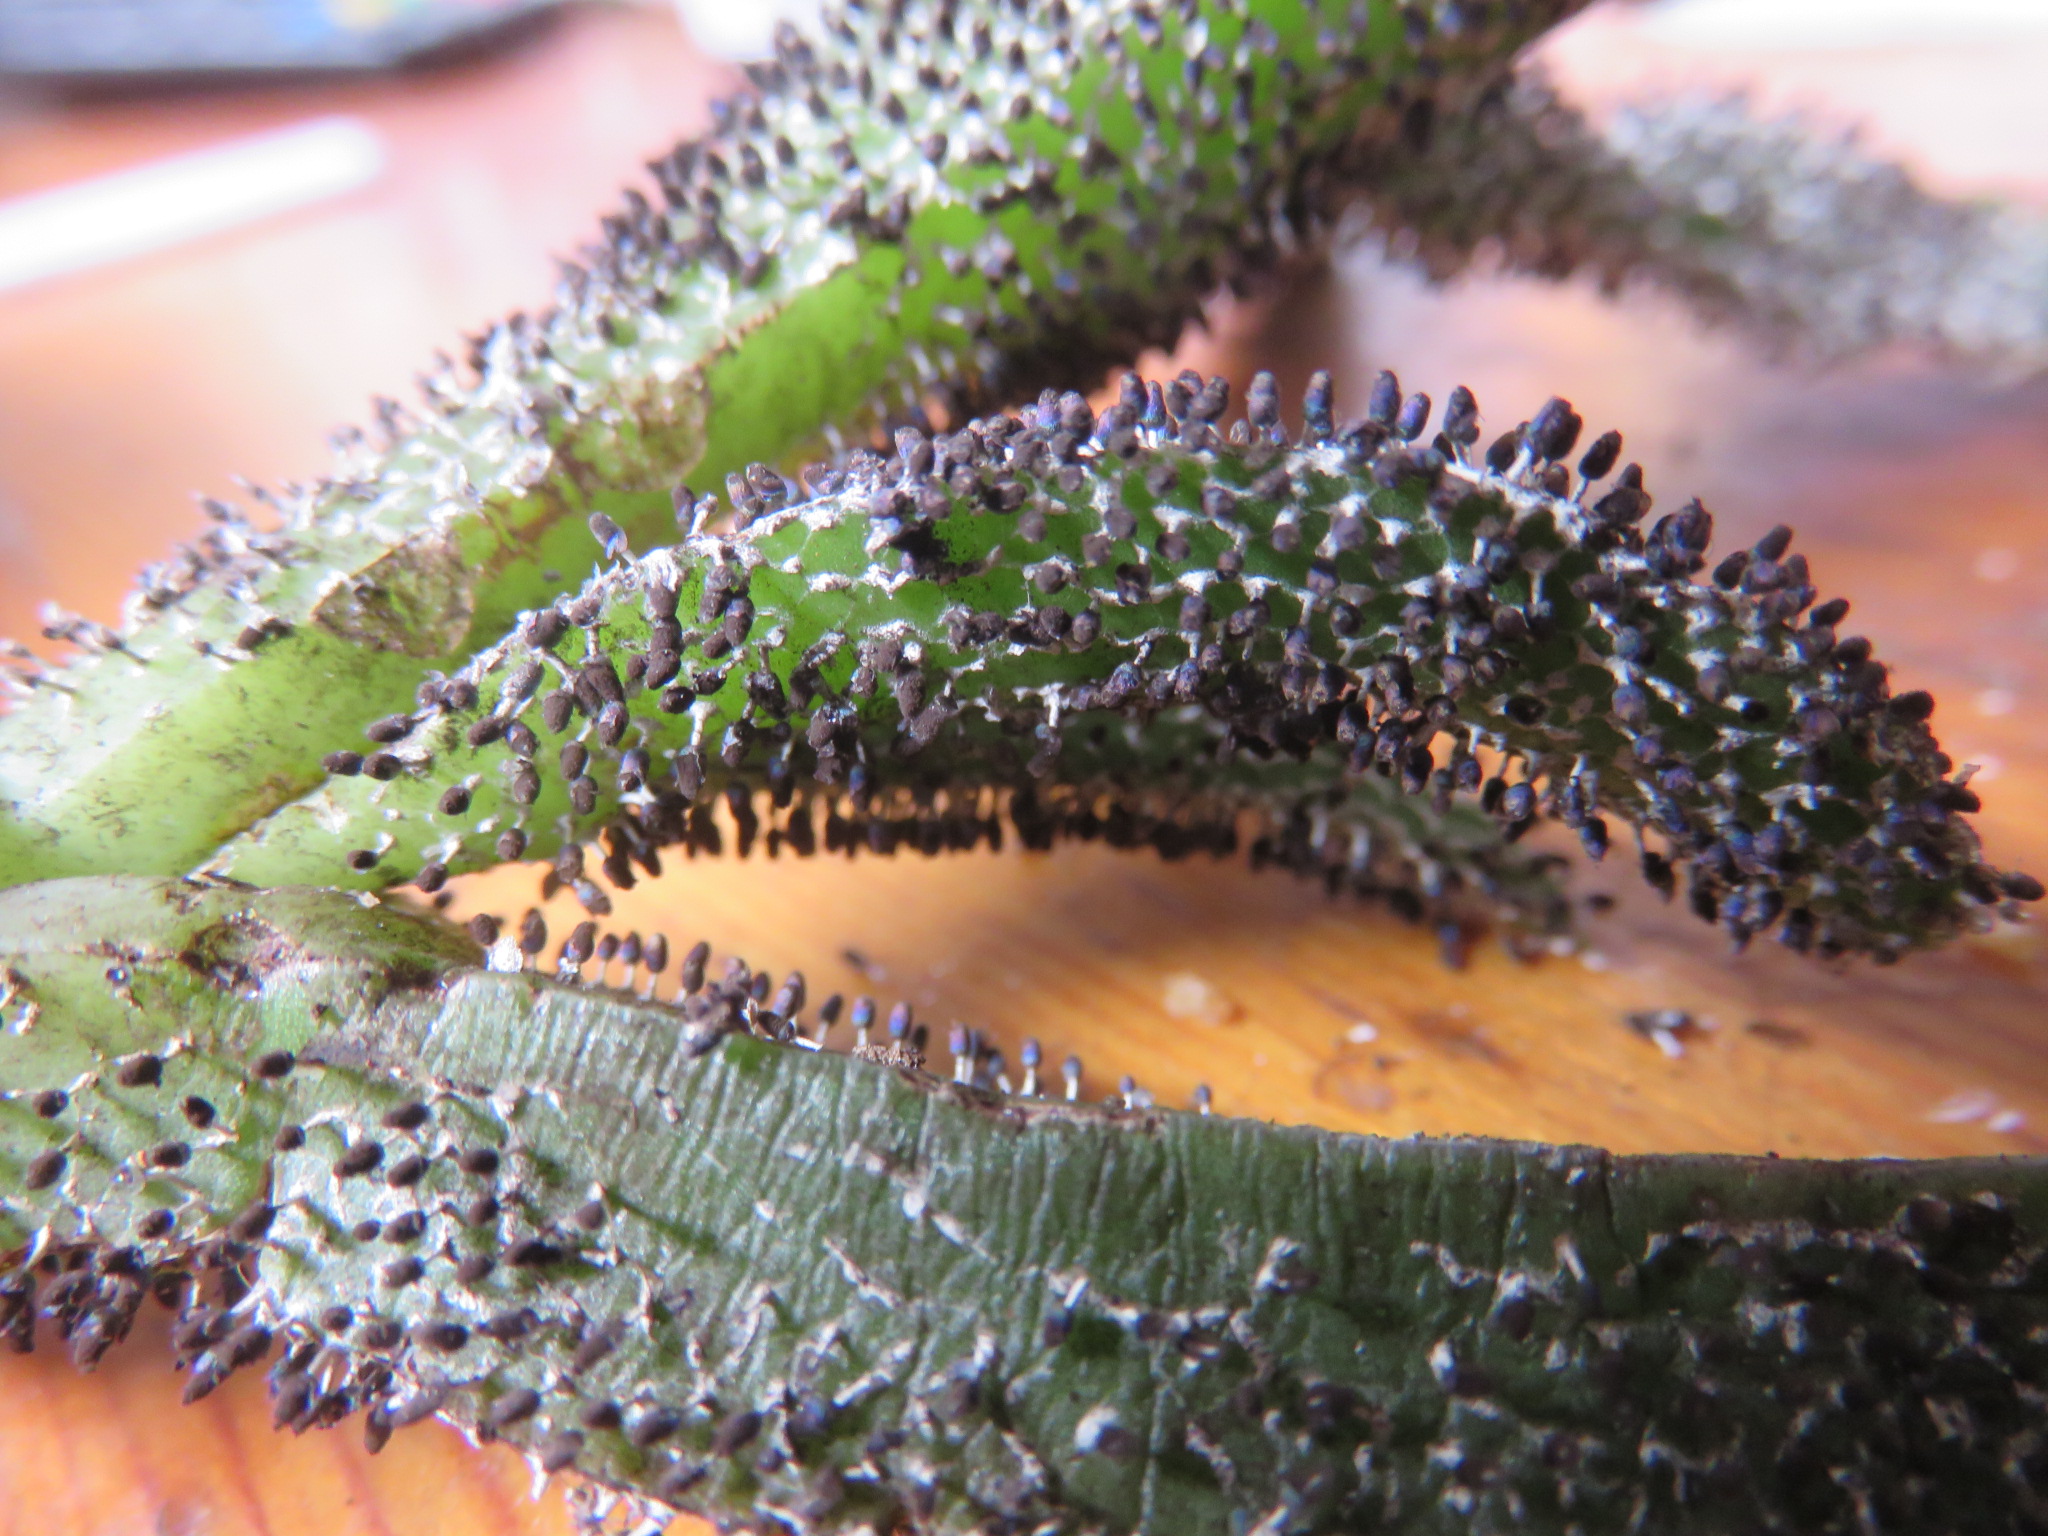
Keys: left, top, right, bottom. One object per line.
{"left": 3, "top": 878, "right": 2045, "bottom": 1535}
{"left": 1355, "top": 75, "right": 2048, "bottom": 369}
{"left": 203, "top": 372, "right": 2026, "bottom": 959}
{"left": 0, "top": 0, "right": 1581, "bottom": 888}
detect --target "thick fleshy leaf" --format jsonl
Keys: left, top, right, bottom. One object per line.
{"left": 3, "top": 879, "right": 2045, "bottom": 1533}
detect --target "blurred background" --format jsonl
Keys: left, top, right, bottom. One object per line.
{"left": 2, "top": 1, "right": 2048, "bottom": 1532}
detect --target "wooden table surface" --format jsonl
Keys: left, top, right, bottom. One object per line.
{"left": 3, "top": 6, "right": 2048, "bottom": 1533}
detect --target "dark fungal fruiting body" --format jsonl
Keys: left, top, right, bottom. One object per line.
{"left": 211, "top": 374, "right": 2023, "bottom": 959}
{"left": 2, "top": 879, "right": 2046, "bottom": 1534}
{"left": 0, "top": 0, "right": 1580, "bottom": 890}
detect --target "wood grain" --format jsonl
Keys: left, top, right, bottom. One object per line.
{"left": 2, "top": 6, "right": 2048, "bottom": 1532}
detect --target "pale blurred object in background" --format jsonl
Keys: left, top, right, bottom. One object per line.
{"left": 0, "top": 0, "right": 568, "bottom": 79}
{"left": 1554, "top": 0, "right": 2048, "bottom": 192}
{"left": 668, "top": 0, "right": 822, "bottom": 60}
{"left": 1641, "top": 0, "right": 2048, "bottom": 50}
{"left": 0, "top": 116, "right": 384, "bottom": 293}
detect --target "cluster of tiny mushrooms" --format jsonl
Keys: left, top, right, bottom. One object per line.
{"left": 3, "top": 2, "right": 2048, "bottom": 1533}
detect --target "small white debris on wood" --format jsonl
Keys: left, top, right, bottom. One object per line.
{"left": 1928, "top": 1089, "right": 1998, "bottom": 1124}
{"left": 1625, "top": 1008, "right": 1702, "bottom": 1057}
{"left": 1162, "top": 971, "right": 1238, "bottom": 1025}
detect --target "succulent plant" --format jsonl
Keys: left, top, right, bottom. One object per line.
{"left": 6, "top": 878, "right": 2046, "bottom": 1534}
{"left": 0, "top": 0, "right": 1581, "bottom": 888}
{"left": 2, "top": 0, "right": 2046, "bottom": 1532}
{"left": 1355, "top": 74, "right": 2048, "bottom": 371}
{"left": 208, "top": 371, "right": 2024, "bottom": 961}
